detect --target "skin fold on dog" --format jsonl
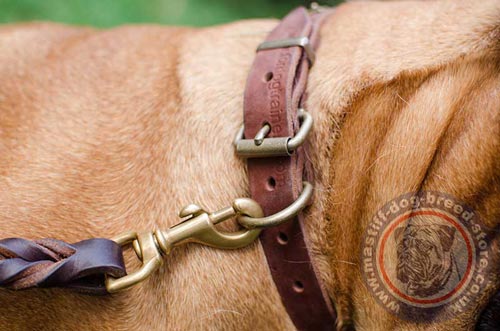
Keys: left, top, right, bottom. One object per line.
{"left": 0, "top": 0, "right": 498, "bottom": 330}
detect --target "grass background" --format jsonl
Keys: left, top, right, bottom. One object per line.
{"left": 0, "top": 0, "right": 341, "bottom": 27}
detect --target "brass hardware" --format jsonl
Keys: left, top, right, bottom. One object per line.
{"left": 257, "top": 37, "right": 315, "bottom": 66}
{"left": 105, "top": 186, "right": 314, "bottom": 292}
{"left": 237, "top": 181, "right": 313, "bottom": 229}
{"left": 233, "top": 125, "right": 245, "bottom": 147}
{"left": 287, "top": 109, "right": 313, "bottom": 151}
{"left": 234, "top": 109, "right": 313, "bottom": 158}
{"left": 105, "top": 232, "right": 163, "bottom": 293}
{"left": 236, "top": 137, "right": 291, "bottom": 157}
{"left": 155, "top": 199, "right": 263, "bottom": 253}
{"left": 105, "top": 199, "right": 263, "bottom": 293}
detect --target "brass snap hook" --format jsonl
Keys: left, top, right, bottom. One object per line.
{"left": 154, "top": 198, "right": 263, "bottom": 253}
{"left": 105, "top": 198, "right": 264, "bottom": 293}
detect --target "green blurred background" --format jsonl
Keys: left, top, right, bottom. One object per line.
{"left": 0, "top": 0, "right": 340, "bottom": 27}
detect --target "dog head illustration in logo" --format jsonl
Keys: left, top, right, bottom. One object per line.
{"left": 394, "top": 223, "right": 459, "bottom": 298}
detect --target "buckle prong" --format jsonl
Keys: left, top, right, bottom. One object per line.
{"left": 254, "top": 124, "right": 271, "bottom": 146}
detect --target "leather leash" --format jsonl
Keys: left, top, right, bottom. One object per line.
{"left": 0, "top": 237, "right": 125, "bottom": 294}
{"left": 238, "top": 7, "right": 337, "bottom": 330}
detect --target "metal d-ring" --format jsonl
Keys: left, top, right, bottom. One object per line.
{"left": 287, "top": 108, "right": 313, "bottom": 151}
{"left": 236, "top": 181, "right": 313, "bottom": 229}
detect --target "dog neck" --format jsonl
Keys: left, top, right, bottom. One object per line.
{"left": 297, "top": 1, "right": 500, "bottom": 327}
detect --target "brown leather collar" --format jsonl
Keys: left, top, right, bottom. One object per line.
{"left": 239, "top": 6, "right": 337, "bottom": 330}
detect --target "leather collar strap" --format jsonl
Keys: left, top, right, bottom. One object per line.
{"left": 242, "top": 7, "right": 336, "bottom": 330}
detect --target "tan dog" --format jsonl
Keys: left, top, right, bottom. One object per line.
{"left": 0, "top": 0, "right": 499, "bottom": 330}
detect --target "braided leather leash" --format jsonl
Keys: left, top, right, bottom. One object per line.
{"left": 0, "top": 238, "right": 125, "bottom": 294}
